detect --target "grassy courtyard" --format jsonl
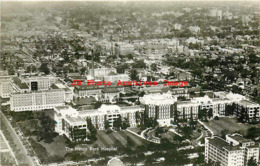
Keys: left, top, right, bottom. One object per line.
{"left": 203, "top": 117, "right": 260, "bottom": 136}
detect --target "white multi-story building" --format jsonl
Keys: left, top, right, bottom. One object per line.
{"left": 74, "top": 85, "right": 102, "bottom": 99}
{"left": 234, "top": 100, "right": 260, "bottom": 123}
{"left": 79, "top": 104, "right": 144, "bottom": 129}
{"left": 140, "top": 94, "right": 177, "bottom": 126}
{"left": 10, "top": 89, "right": 65, "bottom": 111}
{"left": 25, "top": 76, "right": 58, "bottom": 91}
{"left": 189, "top": 26, "right": 200, "bottom": 35}
{"left": 54, "top": 106, "right": 87, "bottom": 142}
{"left": 226, "top": 134, "right": 259, "bottom": 166}
{"left": 54, "top": 105, "right": 144, "bottom": 141}
{"left": 205, "top": 134, "right": 259, "bottom": 166}
{"left": 0, "top": 71, "right": 11, "bottom": 98}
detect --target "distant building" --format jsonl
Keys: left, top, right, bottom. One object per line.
{"left": 205, "top": 134, "right": 259, "bottom": 166}
{"left": 103, "top": 74, "right": 129, "bottom": 82}
{"left": 189, "top": 26, "right": 200, "bottom": 35}
{"left": 94, "top": 68, "right": 117, "bottom": 77}
{"left": 174, "top": 23, "right": 182, "bottom": 30}
{"left": 242, "top": 15, "right": 250, "bottom": 26}
{"left": 74, "top": 85, "right": 102, "bottom": 99}
{"left": 115, "top": 42, "right": 134, "bottom": 55}
{"left": 101, "top": 87, "right": 120, "bottom": 103}
{"left": 209, "top": 9, "right": 222, "bottom": 20}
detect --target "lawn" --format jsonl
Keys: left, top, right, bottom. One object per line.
{"left": 92, "top": 130, "right": 146, "bottom": 148}
{"left": 203, "top": 117, "right": 260, "bottom": 136}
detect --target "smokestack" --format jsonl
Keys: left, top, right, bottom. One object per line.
{"left": 91, "top": 49, "right": 94, "bottom": 78}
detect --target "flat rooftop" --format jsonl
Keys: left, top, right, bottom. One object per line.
{"left": 208, "top": 137, "right": 240, "bottom": 151}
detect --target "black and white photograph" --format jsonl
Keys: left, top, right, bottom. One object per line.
{"left": 0, "top": 0, "right": 259, "bottom": 166}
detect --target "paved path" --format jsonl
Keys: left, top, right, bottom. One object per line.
{"left": 0, "top": 130, "right": 19, "bottom": 165}
{"left": 0, "top": 111, "right": 35, "bottom": 166}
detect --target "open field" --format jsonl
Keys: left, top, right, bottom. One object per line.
{"left": 203, "top": 117, "right": 260, "bottom": 136}
{"left": 34, "top": 129, "right": 147, "bottom": 162}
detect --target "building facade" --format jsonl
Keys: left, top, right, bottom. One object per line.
{"left": 10, "top": 89, "right": 65, "bottom": 111}
{"left": 140, "top": 94, "right": 177, "bottom": 126}
{"left": 205, "top": 134, "right": 259, "bottom": 166}
{"left": 0, "top": 73, "right": 11, "bottom": 98}
{"left": 54, "top": 105, "right": 144, "bottom": 141}
{"left": 54, "top": 106, "right": 87, "bottom": 142}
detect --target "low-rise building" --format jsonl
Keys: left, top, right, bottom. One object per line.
{"left": 94, "top": 68, "right": 117, "bottom": 77}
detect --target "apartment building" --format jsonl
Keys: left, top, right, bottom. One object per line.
{"left": 10, "top": 89, "right": 65, "bottom": 111}
{"left": 140, "top": 93, "right": 177, "bottom": 126}
{"left": 205, "top": 134, "right": 259, "bottom": 166}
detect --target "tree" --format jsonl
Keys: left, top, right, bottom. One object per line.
{"left": 208, "top": 108, "right": 213, "bottom": 119}
{"left": 150, "top": 63, "right": 157, "bottom": 71}
{"left": 181, "top": 126, "right": 192, "bottom": 139}
{"left": 130, "top": 69, "right": 138, "bottom": 81}
{"left": 80, "top": 67, "right": 87, "bottom": 75}
{"left": 116, "top": 63, "right": 128, "bottom": 73}
{"left": 122, "top": 118, "right": 129, "bottom": 130}
{"left": 248, "top": 157, "right": 258, "bottom": 166}
{"left": 220, "top": 129, "right": 229, "bottom": 139}
{"left": 133, "top": 60, "right": 146, "bottom": 68}
{"left": 246, "top": 127, "right": 260, "bottom": 140}
{"left": 94, "top": 101, "right": 102, "bottom": 109}
{"left": 126, "top": 136, "right": 134, "bottom": 148}
{"left": 113, "top": 117, "right": 122, "bottom": 130}
{"left": 86, "top": 118, "right": 97, "bottom": 141}
{"left": 225, "top": 104, "right": 234, "bottom": 116}
{"left": 39, "top": 63, "right": 50, "bottom": 75}
{"left": 36, "top": 114, "right": 57, "bottom": 143}
{"left": 104, "top": 120, "right": 110, "bottom": 130}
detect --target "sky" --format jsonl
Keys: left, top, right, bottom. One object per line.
{"left": 1, "top": 0, "right": 259, "bottom": 2}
